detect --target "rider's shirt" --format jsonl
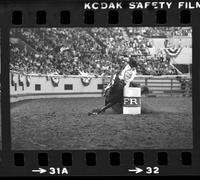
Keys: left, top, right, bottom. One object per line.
{"left": 119, "top": 64, "right": 137, "bottom": 85}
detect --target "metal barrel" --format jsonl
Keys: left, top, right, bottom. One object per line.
{"left": 123, "top": 87, "right": 141, "bottom": 115}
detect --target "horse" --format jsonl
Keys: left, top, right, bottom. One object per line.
{"left": 88, "top": 72, "right": 149, "bottom": 115}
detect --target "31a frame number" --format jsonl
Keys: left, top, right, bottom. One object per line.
{"left": 49, "top": 167, "right": 68, "bottom": 175}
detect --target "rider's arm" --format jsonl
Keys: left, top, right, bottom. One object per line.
{"left": 120, "top": 64, "right": 130, "bottom": 79}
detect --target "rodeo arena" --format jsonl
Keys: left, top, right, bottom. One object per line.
{"left": 9, "top": 27, "right": 192, "bottom": 150}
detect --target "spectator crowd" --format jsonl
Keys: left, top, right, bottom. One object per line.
{"left": 10, "top": 27, "right": 191, "bottom": 76}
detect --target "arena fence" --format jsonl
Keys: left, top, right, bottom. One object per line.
{"left": 103, "top": 75, "right": 192, "bottom": 97}
{"left": 10, "top": 71, "right": 192, "bottom": 103}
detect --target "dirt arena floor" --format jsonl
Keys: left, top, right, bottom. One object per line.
{"left": 11, "top": 97, "right": 192, "bottom": 150}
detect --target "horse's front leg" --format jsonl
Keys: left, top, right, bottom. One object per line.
{"left": 98, "top": 102, "right": 115, "bottom": 114}
{"left": 88, "top": 102, "right": 115, "bottom": 116}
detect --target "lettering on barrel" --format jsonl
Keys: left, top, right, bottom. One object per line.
{"left": 123, "top": 97, "right": 141, "bottom": 107}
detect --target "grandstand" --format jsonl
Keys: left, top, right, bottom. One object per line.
{"left": 10, "top": 27, "right": 192, "bottom": 76}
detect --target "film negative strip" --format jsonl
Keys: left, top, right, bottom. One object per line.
{"left": 0, "top": 0, "right": 200, "bottom": 176}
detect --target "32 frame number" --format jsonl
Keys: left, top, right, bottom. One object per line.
{"left": 146, "top": 167, "right": 159, "bottom": 174}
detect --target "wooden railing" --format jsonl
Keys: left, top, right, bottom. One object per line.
{"left": 102, "top": 75, "right": 192, "bottom": 97}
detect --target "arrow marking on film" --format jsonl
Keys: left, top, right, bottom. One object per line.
{"left": 128, "top": 167, "right": 143, "bottom": 174}
{"left": 32, "top": 168, "right": 47, "bottom": 174}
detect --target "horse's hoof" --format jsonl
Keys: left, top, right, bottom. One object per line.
{"left": 88, "top": 111, "right": 98, "bottom": 116}
{"left": 88, "top": 112, "right": 98, "bottom": 116}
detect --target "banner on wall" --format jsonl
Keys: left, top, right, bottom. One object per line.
{"left": 11, "top": 73, "right": 17, "bottom": 86}
{"left": 18, "top": 74, "right": 24, "bottom": 86}
{"left": 51, "top": 76, "right": 60, "bottom": 87}
{"left": 149, "top": 47, "right": 192, "bottom": 65}
{"left": 26, "top": 76, "right": 31, "bottom": 87}
{"left": 164, "top": 47, "right": 182, "bottom": 58}
{"left": 81, "top": 77, "right": 92, "bottom": 86}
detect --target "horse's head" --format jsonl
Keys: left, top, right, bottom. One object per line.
{"left": 104, "top": 72, "right": 125, "bottom": 97}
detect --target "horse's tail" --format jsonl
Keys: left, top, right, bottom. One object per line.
{"left": 141, "top": 86, "right": 149, "bottom": 95}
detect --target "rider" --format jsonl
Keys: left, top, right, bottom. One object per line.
{"left": 119, "top": 56, "right": 137, "bottom": 87}
{"left": 104, "top": 55, "right": 138, "bottom": 93}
